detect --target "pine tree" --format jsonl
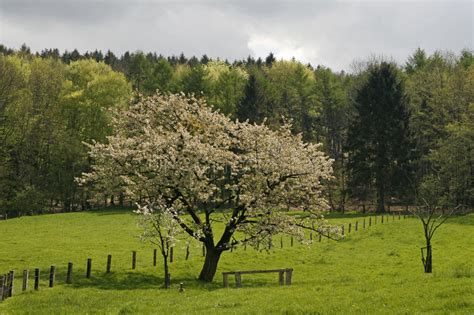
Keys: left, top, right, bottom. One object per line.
{"left": 346, "top": 62, "right": 413, "bottom": 213}
{"left": 236, "top": 72, "right": 261, "bottom": 123}
{"left": 405, "top": 48, "right": 428, "bottom": 74}
{"left": 265, "top": 52, "right": 276, "bottom": 67}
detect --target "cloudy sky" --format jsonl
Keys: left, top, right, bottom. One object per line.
{"left": 0, "top": 0, "right": 472, "bottom": 71}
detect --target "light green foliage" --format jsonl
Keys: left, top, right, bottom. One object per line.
{"left": 63, "top": 59, "right": 131, "bottom": 141}
{"left": 203, "top": 61, "right": 248, "bottom": 116}
{"left": 0, "top": 211, "right": 472, "bottom": 314}
{"left": 52, "top": 59, "right": 131, "bottom": 210}
{"left": 263, "top": 60, "right": 320, "bottom": 141}
{"left": 0, "top": 55, "right": 131, "bottom": 214}
{"left": 168, "top": 64, "right": 191, "bottom": 93}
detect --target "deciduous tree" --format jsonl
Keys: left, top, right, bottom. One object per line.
{"left": 82, "top": 93, "right": 336, "bottom": 282}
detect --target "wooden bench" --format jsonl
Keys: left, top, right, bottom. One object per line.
{"left": 222, "top": 268, "right": 293, "bottom": 288}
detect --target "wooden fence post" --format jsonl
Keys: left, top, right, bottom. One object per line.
{"left": 22, "top": 269, "right": 28, "bottom": 291}
{"left": 86, "top": 258, "right": 92, "bottom": 278}
{"left": 153, "top": 249, "right": 157, "bottom": 266}
{"left": 355, "top": 221, "right": 358, "bottom": 231}
{"left": 185, "top": 245, "right": 190, "bottom": 261}
{"left": 280, "top": 237, "right": 283, "bottom": 248}
{"left": 49, "top": 265, "right": 55, "bottom": 288}
{"left": 34, "top": 268, "right": 40, "bottom": 290}
{"left": 279, "top": 271, "right": 284, "bottom": 285}
{"left": 3, "top": 273, "right": 9, "bottom": 299}
{"left": 132, "top": 251, "right": 137, "bottom": 269}
{"left": 223, "top": 273, "right": 229, "bottom": 288}
{"left": 0, "top": 275, "right": 5, "bottom": 301}
{"left": 369, "top": 217, "right": 372, "bottom": 227}
{"left": 235, "top": 272, "right": 242, "bottom": 288}
{"left": 285, "top": 269, "right": 293, "bottom": 285}
{"left": 319, "top": 233, "right": 322, "bottom": 242}
{"left": 310, "top": 233, "right": 313, "bottom": 241}
{"left": 291, "top": 236, "right": 294, "bottom": 247}
{"left": 363, "top": 218, "right": 366, "bottom": 229}
{"left": 0, "top": 273, "right": 10, "bottom": 300}
{"left": 341, "top": 225, "right": 345, "bottom": 236}
{"left": 106, "top": 255, "right": 112, "bottom": 273}
{"left": 66, "top": 263, "right": 73, "bottom": 284}
{"left": 398, "top": 213, "right": 401, "bottom": 220}
{"left": 348, "top": 223, "right": 352, "bottom": 233}
{"left": 8, "top": 271, "right": 13, "bottom": 297}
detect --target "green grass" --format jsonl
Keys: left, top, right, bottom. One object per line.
{"left": 0, "top": 210, "right": 473, "bottom": 314}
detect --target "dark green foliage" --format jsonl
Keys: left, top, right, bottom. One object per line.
{"left": 265, "top": 52, "right": 276, "bottom": 67}
{"left": 236, "top": 71, "right": 262, "bottom": 123}
{"left": 144, "top": 58, "right": 174, "bottom": 93}
{"left": 346, "top": 62, "right": 413, "bottom": 212}
{"left": 127, "top": 52, "right": 151, "bottom": 91}
{"left": 314, "top": 66, "right": 351, "bottom": 211}
{"left": 182, "top": 65, "right": 208, "bottom": 95}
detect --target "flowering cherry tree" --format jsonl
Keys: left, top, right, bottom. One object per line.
{"left": 82, "top": 93, "right": 335, "bottom": 282}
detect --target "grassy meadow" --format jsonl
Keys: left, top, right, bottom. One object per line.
{"left": 0, "top": 210, "right": 473, "bottom": 314}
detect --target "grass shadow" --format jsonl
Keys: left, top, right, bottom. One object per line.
{"left": 88, "top": 208, "right": 136, "bottom": 216}
{"left": 66, "top": 270, "right": 288, "bottom": 292}
{"left": 68, "top": 271, "right": 227, "bottom": 291}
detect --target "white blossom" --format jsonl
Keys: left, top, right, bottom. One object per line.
{"left": 82, "top": 92, "right": 337, "bottom": 260}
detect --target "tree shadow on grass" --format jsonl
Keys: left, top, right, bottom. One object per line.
{"left": 68, "top": 271, "right": 224, "bottom": 291}
{"left": 88, "top": 208, "right": 136, "bottom": 216}
{"left": 324, "top": 212, "right": 375, "bottom": 219}
{"left": 66, "top": 271, "right": 285, "bottom": 291}
{"left": 447, "top": 213, "right": 474, "bottom": 226}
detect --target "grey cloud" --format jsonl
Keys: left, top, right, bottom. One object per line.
{"left": 0, "top": 0, "right": 472, "bottom": 71}
{"left": 1, "top": 0, "right": 132, "bottom": 23}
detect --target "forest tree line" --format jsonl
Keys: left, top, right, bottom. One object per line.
{"left": 0, "top": 44, "right": 472, "bottom": 217}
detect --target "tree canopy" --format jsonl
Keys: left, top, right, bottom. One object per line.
{"left": 82, "top": 93, "right": 335, "bottom": 281}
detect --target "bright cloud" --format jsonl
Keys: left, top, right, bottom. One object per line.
{"left": 247, "top": 34, "right": 317, "bottom": 64}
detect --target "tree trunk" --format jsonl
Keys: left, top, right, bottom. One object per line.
{"left": 119, "top": 192, "right": 124, "bottom": 207}
{"left": 424, "top": 241, "right": 432, "bottom": 273}
{"left": 376, "top": 182, "right": 385, "bottom": 213}
{"left": 198, "top": 245, "right": 222, "bottom": 282}
{"left": 163, "top": 256, "right": 170, "bottom": 288}
{"left": 63, "top": 198, "right": 71, "bottom": 212}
